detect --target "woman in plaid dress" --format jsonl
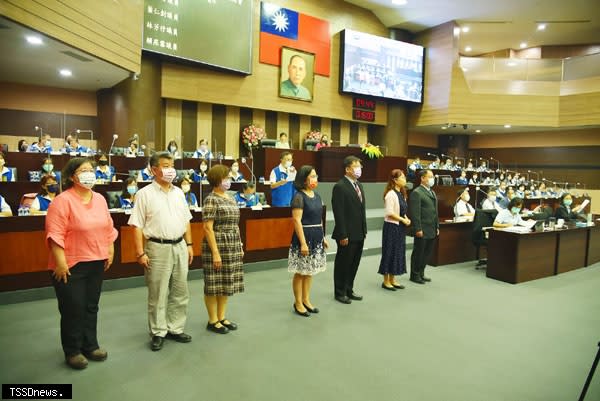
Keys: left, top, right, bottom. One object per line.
{"left": 202, "top": 165, "right": 244, "bottom": 334}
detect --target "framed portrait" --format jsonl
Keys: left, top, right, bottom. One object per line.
{"left": 279, "top": 47, "right": 315, "bottom": 102}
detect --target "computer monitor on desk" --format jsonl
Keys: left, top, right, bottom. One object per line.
{"left": 260, "top": 139, "right": 277, "bottom": 148}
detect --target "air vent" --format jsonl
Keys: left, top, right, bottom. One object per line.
{"left": 536, "top": 20, "right": 591, "bottom": 24}
{"left": 466, "top": 21, "right": 513, "bottom": 24}
{"left": 60, "top": 50, "right": 92, "bottom": 62}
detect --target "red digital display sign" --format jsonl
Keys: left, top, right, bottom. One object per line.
{"left": 353, "top": 97, "right": 376, "bottom": 110}
{"left": 353, "top": 109, "right": 375, "bottom": 122}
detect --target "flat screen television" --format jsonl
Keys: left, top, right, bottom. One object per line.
{"left": 339, "top": 29, "right": 424, "bottom": 103}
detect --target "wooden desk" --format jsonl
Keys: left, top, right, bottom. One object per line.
{"left": 0, "top": 206, "right": 325, "bottom": 292}
{"left": 487, "top": 225, "right": 597, "bottom": 284}
{"left": 429, "top": 220, "right": 477, "bottom": 266}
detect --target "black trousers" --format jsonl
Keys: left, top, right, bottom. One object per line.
{"left": 334, "top": 239, "right": 364, "bottom": 297}
{"left": 52, "top": 261, "right": 104, "bottom": 357}
{"left": 410, "top": 237, "right": 435, "bottom": 279}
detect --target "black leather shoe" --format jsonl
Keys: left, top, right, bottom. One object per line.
{"left": 410, "top": 277, "right": 426, "bottom": 284}
{"left": 150, "top": 336, "right": 164, "bottom": 351}
{"left": 392, "top": 283, "right": 405, "bottom": 289}
{"left": 303, "top": 303, "right": 319, "bottom": 313}
{"left": 348, "top": 292, "right": 363, "bottom": 301}
{"left": 382, "top": 283, "right": 397, "bottom": 291}
{"left": 293, "top": 304, "right": 310, "bottom": 317}
{"left": 206, "top": 321, "right": 229, "bottom": 334}
{"left": 335, "top": 295, "right": 352, "bottom": 304}
{"left": 83, "top": 348, "right": 108, "bottom": 361}
{"left": 422, "top": 276, "right": 432, "bottom": 282}
{"left": 220, "top": 319, "right": 238, "bottom": 330}
{"left": 166, "top": 332, "right": 192, "bottom": 343}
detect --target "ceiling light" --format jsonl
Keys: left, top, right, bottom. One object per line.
{"left": 504, "top": 124, "right": 511, "bottom": 128}
{"left": 391, "top": 0, "right": 407, "bottom": 5}
{"left": 441, "top": 126, "right": 447, "bottom": 130}
{"left": 465, "top": 46, "right": 472, "bottom": 52}
{"left": 520, "top": 42, "right": 527, "bottom": 49}
{"left": 507, "top": 61, "right": 517, "bottom": 67}
{"left": 461, "top": 26, "right": 470, "bottom": 33}
{"left": 475, "top": 129, "right": 481, "bottom": 133}
{"left": 537, "top": 23, "right": 546, "bottom": 31}
{"left": 59, "top": 69, "right": 72, "bottom": 77}
{"left": 26, "top": 35, "right": 43, "bottom": 45}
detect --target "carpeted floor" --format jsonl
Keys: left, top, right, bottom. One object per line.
{"left": 0, "top": 255, "right": 599, "bottom": 401}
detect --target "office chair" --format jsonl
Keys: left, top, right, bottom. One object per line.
{"left": 259, "top": 139, "right": 277, "bottom": 148}
{"left": 472, "top": 208, "right": 498, "bottom": 269}
{"left": 20, "top": 193, "right": 38, "bottom": 208}
{"left": 183, "top": 151, "right": 195, "bottom": 158}
{"left": 304, "top": 139, "right": 318, "bottom": 151}
{"left": 104, "top": 191, "right": 122, "bottom": 209}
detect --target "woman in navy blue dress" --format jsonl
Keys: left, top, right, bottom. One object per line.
{"left": 378, "top": 169, "right": 411, "bottom": 290}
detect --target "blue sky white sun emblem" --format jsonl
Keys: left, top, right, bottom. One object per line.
{"left": 271, "top": 10, "right": 289, "bottom": 32}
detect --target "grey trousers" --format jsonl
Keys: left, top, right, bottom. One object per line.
{"left": 144, "top": 240, "right": 189, "bottom": 337}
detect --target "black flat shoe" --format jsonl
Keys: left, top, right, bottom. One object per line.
{"left": 220, "top": 319, "right": 238, "bottom": 330}
{"left": 293, "top": 304, "right": 310, "bottom": 317}
{"left": 382, "top": 283, "right": 397, "bottom": 291}
{"left": 150, "top": 336, "right": 164, "bottom": 351}
{"left": 335, "top": 295, "right": 352, "bottom": 304}
{"left": 348, "top": 292, "right": 363, "bottom": 301}
{"left": 410, "top": 277, "right": 426, "bottom": 284}
{"left": 165, "top": 332, "right": 192, "bottom": 343}
{"left": 422, "top": 276, "right": 432, "bottom": 282}
{"left": 303, "top": 303, "right": 319, "bottom": 313}
{"left": 392, "top": 283, "right": 405, "bottom": 289}
{"left": 206, "top": 321, "right": 229, "bottom": 334}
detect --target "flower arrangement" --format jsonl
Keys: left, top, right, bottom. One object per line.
{"left": 361, "top": 143, "right": 383, "bottom": 159}
{"left": 241, "top": 124, "right": 265, "bottom": 150}
{"left": 305, "top": 130, "right": 322, "bottom": 141}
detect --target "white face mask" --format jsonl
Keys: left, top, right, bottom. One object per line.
{"left": 231, "top": 166, "right": 239, "bottom": 173}
{"left": 45, "top": 140, "right": 52, "bottom": 147}
{"left": 353, "top": 167, "right": 362, "bottom": 179}
{"left": 220, "top": 179, "right": 231, "bottom": 191}
{"left": 161, "top": 167, "right": 177, "bottom": 183}
{"left": 284, "top": 160, "right": 292, "bottom": 169}
{"left": 181, "top": 184, "right": 190, "bottom": 193}
{"left": 200, "top": 164, "right": 208, "bottom": 172}
{"left": 169, "top": 146, "right": 177, "bottom": 152}
{"left": 77, "top": 171, "right": 96, "bottom": 189}
{"left": 200, "top": 145, "right": 207, "bottom": 152}
{"left": 427, "top": 177, "right": 435, "bottom": 187}
{"left": 488, "top": 195, "right": 496, "bottom": 201}
{"left": 463, "top": 194, "right": 470, "bottom": 202}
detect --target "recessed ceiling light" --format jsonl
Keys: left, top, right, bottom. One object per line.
{"left": 504, "top": 124, "right": 511, "bottom": 128}
{"left": 441, "top": 126, "right": 447, "bottom": 130}
{"left": 520, "top": 42, "right": 527, "bottom": 49}
{"left": 26, "top": 35, "right": 43, "bottom": 45}
{"left": 461, "top": 26, "right": 470, "bottom": 33}
{"left": 391, "top": 0, "right": 407, "bottom": 5}
{"left": 59, "top": 69, "right": 72, "bottom": 77}
{"left": 507, "top": 61, "right": 517, "bottom": 67}
{"left": 465, "top": 46, "right": 472, "bottom": 52}
{"left": 537, "top": 23, "right": 546, "bottom": 31}
{"left": 475, "top": 129, "right": 481, "bottom": 133}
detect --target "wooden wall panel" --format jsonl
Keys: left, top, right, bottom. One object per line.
{"left": 0, "top": 82, "right": 97, "bottom": 116}
{"left": 469, "top": 128, "right": 600, "bottom": 148}
{"left": 197, "top": 102, "right": 212, "bottom": 149}
{"left": 225, "top": 105, "right": 240, "bottom": 158}
{"left": 165, "top": 99, "right": 182, "bottom": 149}
{"left": 408, "top": 131, "right": 438, "bottom": 148}
{"left": 0, "top": 0, "right": 143, "bottom": 73}
{"left": 560, "top": 92, "right": 600, "bottom": 126}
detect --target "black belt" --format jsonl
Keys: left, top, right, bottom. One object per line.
{"left": 148, "top": 237, "right": 183, "bottom": 244}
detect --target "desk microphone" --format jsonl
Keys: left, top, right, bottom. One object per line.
{"left": 426, "top": 152, "right": 439, "bottom": 159}
{"left": 434, "top": 174, "right": 452, "bottom": 186}
{"left": 108, "top": 134, "right": 118, "bottom": 169}
{"left": 240, "top": 157, "right": 256, "bottom": 183}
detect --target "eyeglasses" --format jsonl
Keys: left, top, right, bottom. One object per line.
{"left": 75, "top": 168, "right": 94, "bottom": 174}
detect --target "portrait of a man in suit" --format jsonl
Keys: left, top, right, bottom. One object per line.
{"left": 279, "top": 47, "right": 314, "bottom": 102}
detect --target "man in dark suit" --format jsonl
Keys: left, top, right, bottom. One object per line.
{"left": 408, "top": 169, "right": 439, "bottom": 284}
{"left": 332, "top": 156, "right": 367, "bottom": 304}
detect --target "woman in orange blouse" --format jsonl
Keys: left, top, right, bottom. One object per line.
{"left": 46, "top": 157, "right": 118, "bottom": 370}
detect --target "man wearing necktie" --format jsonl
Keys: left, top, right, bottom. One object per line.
{"left": 408, "top": 169, "right": 439, "bottom": 284}
{"left": 331, "top": 156, "right": 367, "bottom": 304}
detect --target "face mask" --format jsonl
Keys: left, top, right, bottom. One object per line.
{"left": 231, "top": 166, "right": 239, "bottom": 173}
{"left": 161, "top": 167, "right": 177, "bottom": 183}
{"left": 99, "top": 160, "right": 108, "bottom": 166}
{"left": 284, "top": 160, "right": 292, "bottom": 169}
{"left": 169, "top": 146, "right": 177, "bottom": 152}
{"left": 488, "top": 195, "right": 496, "bottom": 201}
{"left": 427, "top": 177, "right": 435, "bottom": 187}
{"left": 473, "top": 176, "right": 478, "bottom": 180}
{"left": 308, "top": 178, "right": 318, "bottom": 190}
{"left": 463, "top": 194, "right": 470, "bottom": 202}
{"left": 564, "top": 199, "right": 572, "bottom": 206}
{"left": 181, "top": 184, "right": 190, "bottom": 193}
{"left": 511, "top": 207, "right": 521, "bottom": 215}
{"left": 200, "top": 145, "right": 207, "bottom": 152}
{"left": 200, "top": 164, "right": 208, "bottom": 172}
{"left": 47, "top": 184, "right": 59, "bottom": 193}
{"left": 45, "top": 140, "right": 52, "bottom": 147}
{"left": 77, "top": 171, "right": 96, "bottom": 189}
{"left": 220, "top": 179, "right": 231, "bottom": 191}
{"left": 43, "top": 164, "right": 53, "bottom": 172}
{"left": 353, "top": 167, "right": 362, "bottom": 179}
{"left": 127, "top": 186, "right": 137, "bottom": 195}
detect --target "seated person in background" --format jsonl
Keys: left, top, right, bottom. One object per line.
{"left": 180, "top": 176, "right": 198, "bottom": 208}
{"left": 65, "top": 137, "right": 89, "bottom": 154}
{"left": 493, "top": 197, "right": 526, "bottom": 228}
{"left": 119, "top": 177, "right": 137, "bottom": 209}
{"left": 137, "top": 163, "right": 154, "bottom": 182}
{"left": 95, "top": 154, "right": 116, "bottom": 182}
{"left": 167, "top": 139, "right": 181, "bottom": 159}
{"left": 555, "top": 193, "right": 585, "bottom": 221}
{"left": 469, "top": 172, "right": 480, "bottom": 185}
{"left": 191, "top": 159, "right": 209, "bottom": 182}
{"left": 455, "top": 170, "right": 468, "bottom": 185}
{"left": 28, "top": 133, "right": 53, "bottom": 153}
{"left": 494, "top": 173, "right": 506, "bottom": 186}
{"left": 496, "top": 182, "right": 510, "bottom": 208}
{"left": 465, "top": 160, "right": 475, "bottom": 170}
{"left": 516, "top": 184, "right": 526, "bottom": 199}
{"left": 30, "top": 175, "right": 58, "bottom": 214}
{"left": 455, "top": 159, "right": 463, "bottom": 170}
{"left": 429, "top": 157, "right": 440, "bottom": 169}
{"left": 454, "top": 188, "right": 475, "bottom": 218}
{"left": 34, "top": 157, "right": 61, "bottom": 183}
{"left": 481, "top": 187, "right": 503, "bottom": 212}
{"left": 275, "top": 132, "right": 291, "bottom": 149}
{"left": 477, "top": 161, "right": 488, "bottom": 172}
{"left": 314, "top": 135, "right": 330, "bottom": 151}
{"left": 0, "top": 194, "right": 12, "bottom": 217}
{"left": 60, "top": 134, "right": 73, "bottom": 153}
{"left": 408, "top": 157, "right": 422, "bottom": 172}
{"left": 442, "top": 158, "right": 454, "bottom": 170}
{"left": 0, "top": 153, "right": 15, "bottom": 182}
{"left": 18, "top": 139, "right": 29, "bottom": 152}
{"left": 125, "top": 140, "right": 139, "bottom": 157}
{"left": 528, "top": 183, "right": 538, "bottom": 197}
{"left": 228, "top": 161, "right": 245, "bottom": 182}
{"left": 269, "top": 151, "right": 296, "bottom": 207}
{"left": 537, "top": 182, "right": 548, "bottom": 197}
{"left": 506, "top": 174, "right": 515, "bottom": 186}
{"left": 552, "top": 185, "right": 564, "bottom": 198}
{"left": 234, "top": 182, "right": 259, "bottom": 207}
{"left": 193, "top": 138, "right": 212, "bottom": 159}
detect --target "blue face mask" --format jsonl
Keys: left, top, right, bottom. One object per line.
{"left": 47, "top": 184, "right": 59, "bottom": 193}
{"left": 511, "top": 207, "right": 521, "bottom": 215}
{"left": 564, "top": 199, "right": 572, "bottom": 207}
{"left": 127, "top": 186, "right": 137, "bottom": 195}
